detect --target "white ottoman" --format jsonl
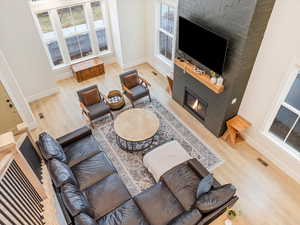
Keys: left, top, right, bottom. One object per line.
{"left": 143, "top": 140, "right": 191, "bottom": 182}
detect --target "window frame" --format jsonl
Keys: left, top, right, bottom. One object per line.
{"left": 264, "top": 59, "right": 300, "bottom": 160}
{"left": 57, "top": 5, "right": 94, "bottom": 61}
{"left": 91, "top": 1, "right": 111, "bottom": 53}
{"left": 31, "top": 0, "right": 112, "bottom": 69}
{"left": 33, "top": 11, "right": 65, "bottom": 68}
{"left": 155, "top": 0, "right": 177, "bottom": 65}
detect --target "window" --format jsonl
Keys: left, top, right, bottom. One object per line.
{"left": 91, "top": 1, "right": 108, "bottom": 51}
{"left": 58, "top": 6, "right": 92, "bottom": 60}
{"left": 269, "top": 71, "right": 300, "bottom": 154}
{"left": 36, "top": 12, "right": 64, "bottom": 66}
{"left": 158, "top": 2, "right": 176, "bottom": 62}
{"left": 32, "top": 0, "right": 111, "bottom": 68}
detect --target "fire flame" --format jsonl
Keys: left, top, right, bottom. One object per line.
{"left": 193, "top": 99, "right": 198, "bottom": 110}
{"left": 192, "top": 99, "right": 202, "bottom": 111}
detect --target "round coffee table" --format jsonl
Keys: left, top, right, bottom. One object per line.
{"left": 114, "top": 109, "right": 160, "bottom": 152}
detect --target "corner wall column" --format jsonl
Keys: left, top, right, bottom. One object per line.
{"left": 0, "top": 50, "right": 37, "bottom": 130}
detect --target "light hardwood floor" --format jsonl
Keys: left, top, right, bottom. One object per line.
{"left": 30, "top": 63, "right": 300, "bottom": 225}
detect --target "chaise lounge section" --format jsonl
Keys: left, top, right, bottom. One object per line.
{"left": 38, "top": 126, "right": 238, "bottom": 225}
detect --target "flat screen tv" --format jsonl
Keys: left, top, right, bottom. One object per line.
{"left": 179, "top": 16, "right": 228, "bottom": 75}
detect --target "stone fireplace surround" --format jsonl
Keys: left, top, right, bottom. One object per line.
{"left": 173, "top": 64, "right": 228, "bottom": 137}
{"left": 172, "top": 0, "right": 276, "bottom": 137}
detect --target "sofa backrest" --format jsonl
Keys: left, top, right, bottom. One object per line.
{"left": 161, "top": 162, "right": 201, "bottom": 211}
{"left": 38, "top": 127, "right": 238, "bottom": 225}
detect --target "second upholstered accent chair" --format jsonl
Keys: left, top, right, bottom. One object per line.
{"left": 77, "top": 85, "right": 113, "bottom": 127}
{"left": 119, "top": 70, "right": 151, "bottom": 107}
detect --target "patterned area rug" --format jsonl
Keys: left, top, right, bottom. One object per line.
{"left": 93, "top": 98, "right": 223, "bottom": 195}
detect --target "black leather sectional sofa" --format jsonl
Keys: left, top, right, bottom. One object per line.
{"left": 38, "top": 126, "right": 238, "bottom": 225}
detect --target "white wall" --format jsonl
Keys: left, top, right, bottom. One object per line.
{"left": 146, "top": 0, "right": 177, "bottom": 78}
{"left": 0, "top": 0, "right": 58, "bottom": 102}
{"left": 0, "top": 50, "right": 37, "bottom": 129}
{"left": 107, "top": 0, "right": 124, "bottom": 67}
{"left": 239, "top": 0, "right": 300, "bottom": 183}
{"left": 113, "top": 0, "right": 147, "bottom": 69}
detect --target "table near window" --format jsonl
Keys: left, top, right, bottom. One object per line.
{"left": 71, "top": 57, "right": 105, "bottom": 82}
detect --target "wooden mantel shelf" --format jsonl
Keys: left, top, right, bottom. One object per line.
{"left": 175, "top": 59, "right": 224, "bottom": 94}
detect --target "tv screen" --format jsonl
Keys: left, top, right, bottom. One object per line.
{"left": 179, "top": 17, "right": 228, "bottom": 75}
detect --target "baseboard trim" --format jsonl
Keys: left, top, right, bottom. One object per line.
{"left": 104, "top": 56, "right": 117, "bottom": 65}
{"left": 148, "top": 57, "right": 173, "bottom": 78}
{"left": 27, "top": 87, "right": 59, "bottom": 103}
{"left": 54, "top": 57, "right": 118, "bottom": 82}
{"left": 54, "top": 69, "right": 73, "bottom": 81}
{"left": 121, "top": 57, "right": 148, "bottom": 69}
{"left": 243, "top": 133, "right": 300, "bottom": 184}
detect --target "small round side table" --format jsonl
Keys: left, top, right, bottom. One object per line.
{"left": 107, "top": 90, "right": 125, "bottom": 110}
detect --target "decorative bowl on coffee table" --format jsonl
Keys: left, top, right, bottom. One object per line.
{"left": 107, "top": 90, "right": 125, "bottom": 110}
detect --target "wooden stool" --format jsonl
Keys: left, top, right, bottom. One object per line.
{"left": 222, "top": 115, "right": 251, "bottom": 145}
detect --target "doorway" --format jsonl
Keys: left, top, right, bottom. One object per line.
{"left": 0, "top": 81, "right": 22, "bottom": 134}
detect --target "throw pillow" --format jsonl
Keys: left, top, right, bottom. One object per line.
{"left": 48, "top": 159, "right": 78, "bottom": 188}
{"left": 124, "top": 74, "right": 139, "bottom": 89}
{"left": 196, "top": 174, "right": 214, "bottom": 199}
{"left": 81, "top": 89, "right": 101, "bottom": 106}
{"left": 39, "top": 132, "right": 67, "bottom": 163}
{"left": 195, "top": 184, "right": 237, "bottom": 213}
{"left": 61, "top": 183, "right": 93, "bottom": 217}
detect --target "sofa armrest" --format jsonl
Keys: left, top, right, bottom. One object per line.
{"left": 197, "top": 196, "right": 239, "bottom": 225}
{"left": 57, "top": 126, "right": 92, "bottom": 148}
{"left": 122, "top": 84, "right": 133, "bottom": 95}
{"left": 56, "top": 190, "right": 74, "bottom": 225}
{"left": 168, "top": 209, "right": 202, "bottom": 225}
{"left": 188, "top": 159, "right": 221, "bottom": 188}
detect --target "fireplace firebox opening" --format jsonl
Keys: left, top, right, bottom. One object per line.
{"left": 184, "top": 88, "right": 208, "bottom": 121}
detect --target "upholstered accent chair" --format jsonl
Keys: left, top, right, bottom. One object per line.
{"left": 119, "top": 70, "right": 151, "bottom": 107}
{"left": 77, "top": 85, "right": 113, "bottom": 127}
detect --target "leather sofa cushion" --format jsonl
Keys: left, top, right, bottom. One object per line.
{"left": 87, "top": 103, "right": 111, "bottom": 120}
{"left": 168, "top": 209, "right": 202, "bottom": 225}
{"left": 48, "top": 159, "right": 77, "bottom": 188}
{"left": 134, "top": 182, "right": 184, "bottom": 225}
{"left": 84, "top": 174, "right": 131, "bottom": 220}
{"left": 75, "top": 213, "right": 98, "bottom": 225}
{"left": 128, "top": 85, "right": 149, "bottom": 101}
{"left": 162, "top": 163, "right": 200, "bottom": 211}
{"left": 57, "top": 126, "right": 92, "bottom": 148}
{"left": 196, "top": 174, "right": 214, "bottom": 199}
{"left": 64, "top": 136, "right": 102, "bottom": 167}
{"left": 195, "top": 184, "right": 236, "bottom": 213}
{"left": 72, "top": 152, "right": 116, "bottom": 190}
{"left": 123, "top": 74, "right": 139, "bottom": 89}
{"left": 39, "top": 132, "right": 67, "bottom": 162}
{"left": 61, "top": 183, "right": 93, "bottom": 217}
{"left": 97, "top": 200, "right": 149, "bottom": 225}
